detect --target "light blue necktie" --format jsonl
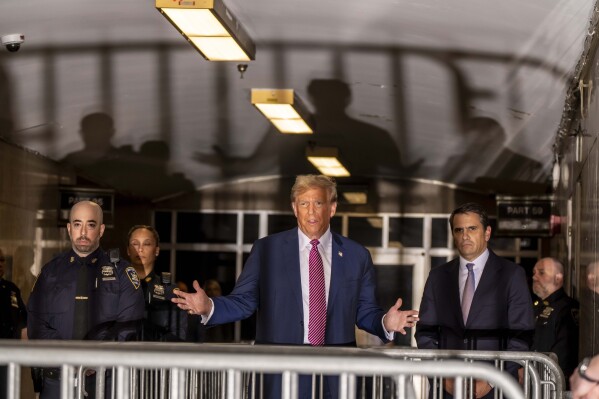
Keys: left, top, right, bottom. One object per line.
{"left": 461, "top": 263, "right": 475, "bottom": 323}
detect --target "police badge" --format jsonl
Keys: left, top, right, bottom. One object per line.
{"left": 153, "top": 284, "right": 166, "bottom": 300}
{"left": 540, "top": 306, "right": 554, "bottom": 318}
{"left": 101, "top": 265, "right": 116, "bottom": 281}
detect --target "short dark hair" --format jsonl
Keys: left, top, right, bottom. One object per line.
{"left": 449, "top": 202, "right": 490, "bottom": 230}
{"left": 127, "top": 225, "right": 160, "bottom": 245}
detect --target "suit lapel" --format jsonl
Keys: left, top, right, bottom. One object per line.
{"left": 327, "top": 233, "right": 345, "bottom": 316}
{"left": 465, "top": 251, "right": 500, "bottom": 325}
{"left": 445, "top": 259, "right": 465, "bottom": 327}
{"left": 283, "top": 228, "right": 304, "bottom": 318}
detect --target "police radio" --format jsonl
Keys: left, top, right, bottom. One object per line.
{"left": 95, "top": 248, "right": 121, "bottom": 289}
{"left": 109, "top": 248, "right": 120, "bottom": 266}
{"left": 161, "top": 273, "right": 179, "bottom": 300}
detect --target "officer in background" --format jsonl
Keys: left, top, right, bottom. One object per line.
{"left": 127, "top": 225, "right": 187, "bottom": 341}
{"left": 0, "top": 247, "right": 28, "bottom": 399}
{"left": 28, "top": 201, "right": 145, "bottom": 399}
{"left": 0, "top": 247, "right": 27, "bottom": 339}
{"left": 531, "top": 257, "right": 579, "bottom": 383}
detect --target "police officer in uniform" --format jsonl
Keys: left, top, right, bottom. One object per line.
{"left": 0, "top": 248, "right": 27, "bottom": 339}
{"left": 27, "top": 201, "right": 145, "bottom": 399}
{"left": 127, "top": 225, "right": 189, "bottom": 397}
{"left": 0, "top": 248, "right": 27, "bottom": 398}
{"left": 531, "top": 257, "right": 579, "bottom": 384}
{"left": 127, "top": 225, "right": 187, "bottom": 341}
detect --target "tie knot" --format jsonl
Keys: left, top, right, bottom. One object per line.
{"left": 466, "top": 263, "right": 474, "bottom": 272}
{"left": 310, "top": 239, "right": 320, "bottom": 248}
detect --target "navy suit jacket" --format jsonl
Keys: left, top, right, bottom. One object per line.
{"left": 415, "top": 250, "right": 534, "bottom": 352}
{"left": 209, "top": 227, "right": 388, "bottom": 345}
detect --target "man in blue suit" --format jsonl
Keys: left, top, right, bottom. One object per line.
{"left": 173, "top": 174, "right": 419, "bottom": 398}
{"left": 415, "top": 202, "right": 534, "bottom": 399}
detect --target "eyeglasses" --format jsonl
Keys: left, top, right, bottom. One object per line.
{"left": 578, "top": 357, "right": 599, "bottom": 384}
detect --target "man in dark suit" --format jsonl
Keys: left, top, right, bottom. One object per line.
{"left": 415, "top": 202, "right": 534, "bottom": 399}
{"left": 173, "top": 174, "right": 419, "bottom": 398}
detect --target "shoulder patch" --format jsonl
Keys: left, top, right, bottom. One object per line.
{"left": 125, "top": 267, "right": 141, "bottom": 290}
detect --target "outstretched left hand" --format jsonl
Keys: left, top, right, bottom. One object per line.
{"left": 383, "top": 298, "right": 419, "bottom": 335}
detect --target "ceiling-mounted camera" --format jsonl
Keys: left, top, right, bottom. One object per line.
{"left": 1, "top": 34, "right": 25, "bottom": 52}
{"left": 237, "top": 64, "right": 248, "bottom": 79}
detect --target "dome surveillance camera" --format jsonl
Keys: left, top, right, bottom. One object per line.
{"left": 1, "top": 34, "right": 25, "bottom": 52}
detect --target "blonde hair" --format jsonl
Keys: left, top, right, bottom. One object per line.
{"left": 290, "top": 175, "right": 337, "bottom": 203}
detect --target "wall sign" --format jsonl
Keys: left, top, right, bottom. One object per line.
{"left": 59, "top": 187, "right": 115, "bottom": 227}
{"left": 496, "top": 195, "right": 553, "bottom": 237}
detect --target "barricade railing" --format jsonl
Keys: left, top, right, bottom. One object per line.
{"left": 0, "top": 340, "right": 532, "bottom": 399}
{"left": 368, "top": 348, "right": 564, "bottom": 399}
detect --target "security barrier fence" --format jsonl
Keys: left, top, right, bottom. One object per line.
{"left": 0, "top": 340, "right": 559, "bottom": 399}
{"left": 373, "top": 348, "right": 564, "bottom": 399}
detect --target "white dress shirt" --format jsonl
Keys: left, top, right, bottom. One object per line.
{"left": 458, "top": 249, "right": 489, "bottom": 302}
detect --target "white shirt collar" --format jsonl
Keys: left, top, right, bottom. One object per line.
{"left": 459, "top": 248, "right": 490, "bottom": 270}
{"left": 298, "top": 227, "right": 332, "bottom": 250}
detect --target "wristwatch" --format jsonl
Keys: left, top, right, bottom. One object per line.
{"left": 579, "top": 357, "right": 599, "bottom": 384}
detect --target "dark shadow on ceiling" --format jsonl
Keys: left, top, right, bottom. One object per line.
{"left": 442, "top": 116, "right": 548, "bottom": 194}
{"left": 61, "top": 112, "right": 195, "bottom": 201}
{"left": 1, "top": 40, "right": 562, "bottom": 197}
{"left": 195, "top": 78, "right": 422, "bottom": 181}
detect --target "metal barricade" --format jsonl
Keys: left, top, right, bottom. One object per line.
{"left": 0, "top": 340, "right": 531, "bottom": 399}
{"left": 368, "top": 348, "right": 564, "bottom": 399}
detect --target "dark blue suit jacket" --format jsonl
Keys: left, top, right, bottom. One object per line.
{"left": 209, "top": 227, "right": 388, "bottom": 345}
{"left": 415, "top": 250, "right": 534, "bottom": 352}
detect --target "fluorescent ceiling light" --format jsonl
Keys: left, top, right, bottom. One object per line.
{"left": 342, "top": 192, "right": 368, "bottom": 204}
{"left": 306, "top": 146, "right": 350, "bottom": 177}
{"left": 156, "top": 0, "right": 255, "bottom": 61}
{"left": 251, "top": 89, "right": 313, "bottom": 134}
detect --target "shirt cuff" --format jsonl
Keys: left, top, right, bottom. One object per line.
{"left": 381, "top": 314, "right": 395, "bottom": 341}
{"left": 200, "top": 298, "right": 215, "bottom": 325}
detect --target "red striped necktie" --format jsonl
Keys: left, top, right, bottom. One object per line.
{"left": 308, "top": 239, "right": 327, "bottom": 346}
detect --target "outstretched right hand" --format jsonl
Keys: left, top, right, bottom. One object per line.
{"left": 171, "top": 280, "right": 212, "bottom": 316}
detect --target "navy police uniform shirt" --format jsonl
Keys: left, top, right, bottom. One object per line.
{"left": 532, "top": 287, "right": 579, "bottom": 379}
{"left": 27, "top": 247, "right": 144, "bottom": 341}
{"left": 0, "top": 278, "right": 27, "bottom": 339}
{"left": 140, "top": 271, "right": 187, "bottom": 341}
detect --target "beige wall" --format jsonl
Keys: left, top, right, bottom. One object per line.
{"left": 0, "top": 137, "right": 153, "bottom": 300}
{"left": 0, "top": 138, "right": 71, "bottom": 297}
{"left": 0, "top": 138, "right": 71, "bottom": 398}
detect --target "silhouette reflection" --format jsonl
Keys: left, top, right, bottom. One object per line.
{"left": 196, "top": 79, "right": 420, "bottom": 179}
{"left": 443, "top": 117, "right": 546, "bottom": 191}
{"left": 61, "top": 113, "right": 195, "bottom": 200}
